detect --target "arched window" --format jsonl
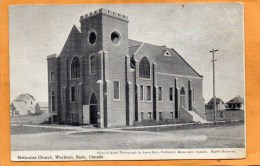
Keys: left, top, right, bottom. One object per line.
{"left": 71, "top": 57, "right": 80, "bottom": 79}
{"left": 139, "top": 57, "right": 150, "bottom": 78}
{"left": 180, "top": 87, "right": 185, "bottom": 95}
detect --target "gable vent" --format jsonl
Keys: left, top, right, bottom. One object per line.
{"left": 164, "top": 50, "right": 171, "bottom": 56}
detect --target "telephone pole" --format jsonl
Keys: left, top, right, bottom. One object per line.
{"left": 209, "top": 49, "right": 218, "bottom": 125}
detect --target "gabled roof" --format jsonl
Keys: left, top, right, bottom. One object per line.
{"left": 14, "top": 93, "right": 36, "bottom": 101}
{"left": 59, "top": 25, "right": 82, "bottom": 57}
{"left": 226, "top": 96, "right": 244, "bottom": 104}
{"left": 128, "top": 39, "right": 202, "bottom": 78}
{"left": 207, "top": 97, "right": 225, "bottom": 105}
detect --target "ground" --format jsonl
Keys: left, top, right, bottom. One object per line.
{"left": 11, "top": 122, "right": 244, "bottom": 151}
{"left": 10, "top": 110, "right": 245, "bottom": 151}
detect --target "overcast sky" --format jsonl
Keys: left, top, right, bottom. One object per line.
{"left": 9, "top": 3, "right": 244, "bottom": 103}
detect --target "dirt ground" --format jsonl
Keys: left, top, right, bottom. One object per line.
{"left": 11, "top": 124, "right": 245, "bottom": 151}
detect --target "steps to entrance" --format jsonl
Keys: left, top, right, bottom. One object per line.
{"left": 188, "top": 111, "right": 207, "bottom": 123}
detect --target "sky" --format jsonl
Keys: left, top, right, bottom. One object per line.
{"left": 9, "top": 3, "right": 244, "bottom": 103}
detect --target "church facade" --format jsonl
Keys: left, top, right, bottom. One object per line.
{"left": 47, "top": 8, "right": 206, "bottom": 127}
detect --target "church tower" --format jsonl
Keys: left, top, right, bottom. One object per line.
{"left": 79, "top": 8, "right": 130, "bottom": 127}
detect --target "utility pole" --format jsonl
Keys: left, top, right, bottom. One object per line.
{"left": 209, "top": 49, "right": 218, "bottom": 125}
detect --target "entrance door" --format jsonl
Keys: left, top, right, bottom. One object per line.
{"left": 180, "top": 87, "right": 185, "bottom": 108}
{"left": 90, "top": 93, "right": 98, "bottom": 124}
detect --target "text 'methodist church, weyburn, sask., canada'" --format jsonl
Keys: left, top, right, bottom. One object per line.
{"left": 47, "top": 8, "right": 207, "bottom": 128}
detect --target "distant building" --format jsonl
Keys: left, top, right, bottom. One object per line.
{"left": 47, "top": 8, "right": 206, "bottom": 127}
{"left": 226, "top": 96, "right": 244, "bottom": 110}
{"left": 206, "top": 97, "right": 225, "bottom": 110}
{"left": 10, "top": 94, "right": 37, "bottom": 116}
{"left": 35, "top": 102, "right": 49, "bottom": 115}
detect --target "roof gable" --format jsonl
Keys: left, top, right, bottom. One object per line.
{"left": 14, "top": 93, "right": 36, "bottom": 102}
{"left": 164, "top": 50, "right": 171, "bottom": 56}
{"left": 59, "top": 25, "right": 81, "bottom": 57}
{"left": 226, "top": 96, "right": 244, "bottom": 104}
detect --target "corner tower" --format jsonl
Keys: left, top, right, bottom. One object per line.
{"left": 80, "top": 9, "right": 130, "bottom": 127}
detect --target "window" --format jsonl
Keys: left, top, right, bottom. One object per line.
{"left": 15, "top": 111, "right": 19, "bottom": 116}
{"left": 169, "top": 87, "right": 173, "bottom": 101}
{"left": 111, "top": 32, "right": 120, "bottom": 44}
{"left": 139, "top": 57, "right": 150, "bottom": 78}
{"left": 51, "top": 91, "right": 55, "bottom": 112}
{"left": 71, "top": 57, "right": 80, "bottom": 79}
{"left": 147, "top": 86, "right": 151, "bottom": 101}
{"left": 88, "top": 32, "right": 96, "bottom": 45}
{"left": 159, "top": 87, "right": 163, "bottom": 101}
{"left": 90, "top": 55, "right": 96, "bottom": 74}
{"left": 159, "top": 112, "right": 163, "bottom": 120}
{"left": 50, "top": 71, "right": 55, "bottom": 82}
{"left": 140, "top": 85, "right": 144, "bottom": 101}
{"left": 148, "top": 112, "right": 152, "bottom": 120}
{"left": 71, "top": 86, "right": 77, "bottom": 102}
{"left": 114, "top": 81, "right": 120, "bottom": 100}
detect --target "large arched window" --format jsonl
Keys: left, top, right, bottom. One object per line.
{"left": 71, "top": 57, "right": 80, "bottom": 79}
{"left": 139, "top": 57, "right": 150, "bottom": 78}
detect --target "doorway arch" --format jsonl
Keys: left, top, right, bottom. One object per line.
{"left": 90, "top": 93, "right": 98, "bottom": 124}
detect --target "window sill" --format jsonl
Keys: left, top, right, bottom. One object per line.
{"left": 139, "top": 78, "right": 152, "bottom": 81}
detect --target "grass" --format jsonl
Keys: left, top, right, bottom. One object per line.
{"left": 10, "top": 113, "right": 51, "bottom": 125}
{"left": 11, "top": 126, "right": 71, "bottom": 135}
{"left": 133, "top": 118, "right": 193, "bottom": 126}
{"left": 205, "top": 109, "right": 244, "bottom": 122}
{"left": 123, "top": 120, "right": 244, "bottom": 132}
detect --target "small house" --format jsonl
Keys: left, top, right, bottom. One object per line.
{"left": 226, "top": 96, "right": 244, "bottom": 110}
{"left": 206, "top": 97, "right": 225, "bottom": 110}
{"left": 10, "top": 94, "right": 37, "bottom": 116}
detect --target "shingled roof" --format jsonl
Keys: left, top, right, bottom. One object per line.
{"left": 207, "top": 97, "right": 225, "bottom": 105}
{"left": 226, "top": 96, "right": 244, "bottom": 104}
{"left": 128, "top": 39, "right": 202, "bottom": 78}
{"left": 14, "top": 93, "right": 36, "bottom": 101}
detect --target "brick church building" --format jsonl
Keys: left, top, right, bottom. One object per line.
{"left": 47, "top": 8, "right": 206, "bottom": 127}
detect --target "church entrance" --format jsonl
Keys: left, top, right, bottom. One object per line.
{"left": 180, "top": 87, "right": 185, "bottom": 108}
{"left": 90, "top": 93, "right": 98, "bottom": 124}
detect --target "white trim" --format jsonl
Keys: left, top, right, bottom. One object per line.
{"left": 157, "top": 72, "right": 202, "bottom": 79}
{"left": 133, "top": 42, "right": 144, "bottom": 56}
{"left": 87, "top": 29, "right": 97, "bottom": 46}
{"left": 50, "top": 71, "right": 55, "bottom": 82}
{"left": 139, "top": 56, "right": 151, "bottom": 80}
{"left": 113, "top": 81, "right": 120, "bottom": 101}
{"left": 110, "top": 30, "right": 122, "bottom": 46}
